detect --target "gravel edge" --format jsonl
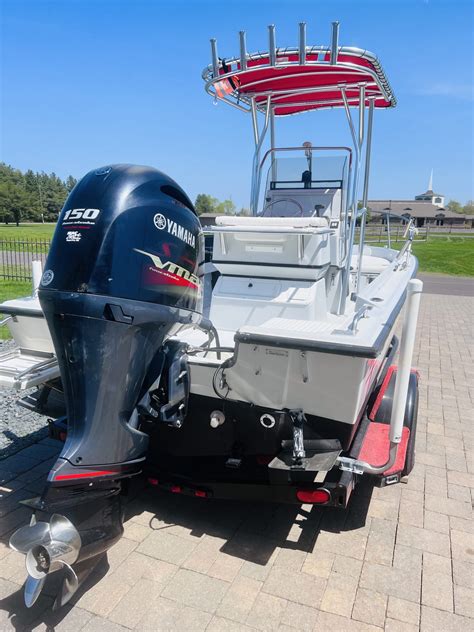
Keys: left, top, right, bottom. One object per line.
{"left": 0, "top": 340, "right": 49, "bottom": 461}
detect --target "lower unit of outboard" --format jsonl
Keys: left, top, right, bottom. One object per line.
{"left": 9, "top": 164, "right": 204, "bottom": 608}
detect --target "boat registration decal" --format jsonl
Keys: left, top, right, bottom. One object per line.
{"left": 265, "top": 349, "right": 288, "bottom": 357}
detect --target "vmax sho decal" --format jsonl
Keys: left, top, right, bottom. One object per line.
{"left": 134, "top": 248, "right": 199, "bottom": 289}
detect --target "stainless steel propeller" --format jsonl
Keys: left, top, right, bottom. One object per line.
{"left": 9, "top": 513, "right": 81, "bottom": 608}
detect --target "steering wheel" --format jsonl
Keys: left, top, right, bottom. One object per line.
{"left": 262, "top": 198, "right": 304, "bottom": 217}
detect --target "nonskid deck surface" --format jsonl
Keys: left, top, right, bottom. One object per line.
{"left": 179, "top": 311, "right": 348, "bottom": 352}
{"left": 180, "top": 253, "right": 413, "bottom": 362}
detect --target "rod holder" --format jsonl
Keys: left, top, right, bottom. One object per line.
{"left": 239, "top": 31, "right": 247, "bottom": 71}
{"left": 210, "top": 38, "right": 219, "bottom": 78}
{"left": 362, "top": 98, "right": 375, "bottom": 207}
{"left": 268, "top": 24, "right": 276, "bottom": 66}
{"left": 355, "top": 97, "right": 375, "bottom": 296}
{"left": 330, "top": 21, "right": 339, "bottom": 64}
{"left": 299, "top": 22, "right": 307, "bottom": 64}
{"left": 358, "top": 84, "right": 366, "bottom": 149}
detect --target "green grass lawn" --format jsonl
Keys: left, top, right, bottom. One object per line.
{"left": 0, "top": 224, "right": 55, "bottom": 253}
{"left": 0, "top": 223, "right": 56, "bottom": 240}
{"left": 0, "top": 279, "right": 32, "bottom": 340}
{"left": 395, "top": 236, "right": 474, "bottom": 276}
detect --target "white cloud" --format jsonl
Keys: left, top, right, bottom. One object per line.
{"left": 416, "top": 82, "right": 473, "bottom": 100}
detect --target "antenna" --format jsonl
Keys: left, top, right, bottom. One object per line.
{"left": 268, "top": 25, "right": 276, "bottom": 66}
{"left": 210, "top": 39, "right": 219, "bottom": 78}
{"left": 239, "top": 31, "right": 248, "bottom": 71}
{"left": 330, "top": 21, "right": 340, "bottom": 64}
{"left": 299, "top": 22, "right": 307, "bottom": 64}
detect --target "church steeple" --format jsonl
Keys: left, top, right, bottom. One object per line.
{"left": 427, "top": 168, "right": 433, "bottom": 193}
{"left": 415, "top": 170, "right": 444, "bottom": 207}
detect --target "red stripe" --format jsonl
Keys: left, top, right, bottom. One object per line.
{"left": 55, "top": 470, "right": 118, "bottom": 481}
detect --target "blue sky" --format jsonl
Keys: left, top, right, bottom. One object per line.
{"left": 1, "top": 0, "right": 473, "bottom": 209}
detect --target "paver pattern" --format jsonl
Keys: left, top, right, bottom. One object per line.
{"left": 0, "top": 292, "right": 472, "bottom": 631}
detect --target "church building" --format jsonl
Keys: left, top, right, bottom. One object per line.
{"left": 368, "top": 171, "right": 470, "bottom": 227}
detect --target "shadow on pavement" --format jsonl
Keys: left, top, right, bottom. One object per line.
{"left": 124, "top": 473, "right": 374, "bottom": 566}
{"left": 0, "top": 555, "right": 109, "bottom": 631}
{"left": 0, "top": 431, "right": 374, "bottom": 628}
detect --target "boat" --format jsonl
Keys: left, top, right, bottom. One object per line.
{"left": 0, "top": 262, "right": 59, "bottom": 390}
{"left": 2, "top": 22, "right": 422, "bottom": 610}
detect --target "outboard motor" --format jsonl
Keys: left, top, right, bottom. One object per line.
{"left": 9, "top": 165, "right": 204, "bottom": 608}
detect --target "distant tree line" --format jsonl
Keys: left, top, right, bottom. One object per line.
{"left": 194, "top": 193, "right": 249, "bottom": 216}
{"left": 446, "top": 200, "right": 474, "bottom": 214}
{"left": 6, "top": 162, "right": 467, "bottom": 223}
{"left": 0, "top": 164, "right": 249, "bottom": 225}
{"left": 0, "top": 163, "right": 77, "bottom": 225}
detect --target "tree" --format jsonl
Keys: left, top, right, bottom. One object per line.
{"left": 195, "top": 193, "right": 218, "bottom": 215}
{"left": 0, "top": 182, "right": 31, "bottom": 225}
{"left": 446, "top": 200, "right": 463, "bottom": 214}
{"left": 0, "top": 163, "right": 76, "bottom": 223}
{"left": 194, "top": 194, "right": 238, "bottom": 215}
{"left": 36, "top": 171, "right": 69, "bottom": 220}
{"left": 66, "top": 175, "right": 77, "bottom": 192}
{"left": 463, "top": 200, "right": 474, "bottom": 214}
{"left": 24, "top": 169, "right": 41, "bottom": 214}
{"left": 215, "top": 199, "right": 236, "bottom": 215}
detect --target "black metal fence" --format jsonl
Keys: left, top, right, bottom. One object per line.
{"left": 0, "top": 239, "right": 51, "bottom": 281}
{"left": 355, "top": 225, "right": 428, "bottom": 244}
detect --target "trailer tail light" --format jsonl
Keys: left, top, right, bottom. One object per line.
{"left": 296, "top": 489, "right": 331, "bottom": 504}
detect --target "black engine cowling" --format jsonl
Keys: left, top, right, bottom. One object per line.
{"left": 39, "top": 164, "right": 204, "bottom": 482}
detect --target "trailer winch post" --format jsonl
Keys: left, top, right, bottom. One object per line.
{"left": 338, "top": 278, "right": 423, "bottom": 475}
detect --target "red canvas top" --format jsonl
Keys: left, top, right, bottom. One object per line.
{"left": 203, "top": 47, "right": 396, "bottom": 116}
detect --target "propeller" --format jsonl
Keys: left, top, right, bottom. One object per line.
{"left": 9, "top": 514, "right": 81, "bottom": 609}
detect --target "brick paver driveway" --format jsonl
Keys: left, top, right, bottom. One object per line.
{"left": 0, "top": 291, "right": 472, "bottom": 631}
